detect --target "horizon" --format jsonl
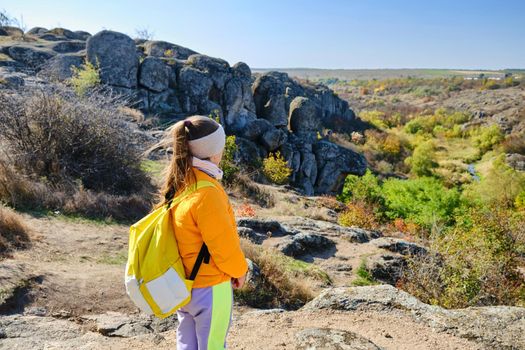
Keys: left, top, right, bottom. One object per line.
{"left": 2, "top": 0, "right": 525, "bottom": 70}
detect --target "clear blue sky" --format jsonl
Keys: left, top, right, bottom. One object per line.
{"left": 3, "top": 0, "right": 524, "bottom": 69}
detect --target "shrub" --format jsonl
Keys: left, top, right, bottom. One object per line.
{"left": 338, "top": 201, "right": 380, "bottom": 230}
{"left": 516, "top": 190, "right": 525, "bottom": 211}
{"left": 338, "top": 169, "right": 382, "bottom": 205}
{"left": 401, "top": 207, "right": 525, "bottom": 308}
{"left": 236, "top": 238, "right": 328, "bottom": 309}
{"left": 0, "top": 205, "right": 31, "bottom": 258}
{"left": 500, "top": 132, "right": 525, "bottom": 154}
{"left": 220, "top": 135, "right": 239, "bottom": 184}
{"left": 262, "top": 151, "right": 292, "bottom": 185}
{"left": 404, "top": 140, "right": 438, "bottom": 177}
{"left": 0, "top": 86, "right": 153, "bottom": 221}
{"left": 463, "top": 155, "right": 525, "bottom": 208}
{"left": 70, "top": 60, "right": 101, "bottom": 96}
{"left": 471, "top": 124, "right": 504, "bottom": 155}
{"left": 381, "top": 177, "right": 461, "bottom": 231}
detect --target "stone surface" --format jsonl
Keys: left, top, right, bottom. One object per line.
{"left": 87, "top": 30, "right": 138, "bottom": 88}
{"left": 37, "top": 53, "right": 84, "bottom": 81}
{"left": 7, "top": 45, "right": 55, "bottom": 68}
{"left": 277, "top": 232, "right": 336, "bottom": 258}
{"left": 296, "top": 328, "right": 382, "bottom": 350}
{"left": 139, "top": 56, "right": 170, "bottom": 92}
{"left": 143, "top": 40, "right": 197, "bottom": 59}
{"left": 289, "top": 96, "right": 322, "bottom": 136}
{"left": 304, "top": 285, "right": 525, "bottom": 350}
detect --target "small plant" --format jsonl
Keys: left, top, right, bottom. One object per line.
{"left": 235, "top": 203, "right": 256, "bottom": 217}
{"left": 220, "top": 135, "right": 239, "bottom": 184}
{"left": 352, "top": 259, "right": 378, "bottom": 286}
{"left": 338, "top": 201, "right": 380, "bottom": 230}
{"left": 404, "top": 140, "right": 438, "bottom": 177}
{"left": 262, "top": 151, "right": 292, "bottom": 185}
{"left": 70, "top": 60, "right": 101, "bottom": 96}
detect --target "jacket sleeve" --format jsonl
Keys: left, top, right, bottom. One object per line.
{"left": 193, "top": 187, "right": 248, "bottom": 278}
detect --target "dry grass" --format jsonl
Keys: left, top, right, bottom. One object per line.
{"left": 0, "top": 205, "right": 31, "bottom": 258}
{"left": 236, "top": 238, "right": 327, "bottom": 309}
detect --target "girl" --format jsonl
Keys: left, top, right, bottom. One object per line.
{"left": 157, "top": 115, "right": 248, "bottom": 349}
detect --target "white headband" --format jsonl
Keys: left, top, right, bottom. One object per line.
{"left": 187, "top": 124, "right": 226, "bottom": 159}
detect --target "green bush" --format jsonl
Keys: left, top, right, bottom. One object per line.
{"left": 70, "top": 60, "right": 101, "bottom": 96}
{"left": 404, "top": 140, "right": 438, "bottom": 177}
{"left": 220, "top": 135, "right": 239, "bottom": 184}
{"left": 401, "top": 207, "right": 525, "bottom": 308}
{"left": 463, "top": 155, "right": 525, "bottom": 208}
{"left": 338, "top": 169, "right": 382, "bottom": 204}
{"left": 381, "top": 177, "right": 461, "bottom": 230}
{"left": 262, "top": 151, "right": 292, "bottom": 185}
{"left": 471, "top": 124, "right": 504, "bottom": 155}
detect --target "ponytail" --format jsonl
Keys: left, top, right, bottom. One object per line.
{"left": 156, "top": 120, "right": 196, "bottom": 208}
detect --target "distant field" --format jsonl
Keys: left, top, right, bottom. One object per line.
{"left": 252, "top": 68, "right": 521, "bottom": 81}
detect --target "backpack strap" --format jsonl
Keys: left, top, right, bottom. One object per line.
{"left": 167, "top": 180, "right": 215, "bottom": 281}
{"left": 188, "top": 243, "right": 211, "bottom": 281}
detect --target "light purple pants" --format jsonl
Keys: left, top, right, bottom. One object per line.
{"left": 176, "top": 280, "right": 234, "bottom": 350}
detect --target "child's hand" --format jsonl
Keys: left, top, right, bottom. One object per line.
{"left": 231, "top": 273, "right": 246, "bottom": 289}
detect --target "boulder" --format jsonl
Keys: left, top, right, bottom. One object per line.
{"left": 303, "top": 285, "right": 525, "bottom": 350}
{"left": 7, "top": 45, "right": 55, "bottom": 68}
{"left": 143, "top": 40, "right": 197, "bottom": 59}
{"left": 187, "top": 54, "right": 231, "bottom": 90}
{"left": 50, "top": 40, "right": 86, "bottom": 54}
{"left": 252, "top": 71, "right": 288, "bottom": 127}
{"left": 295, "top": 328, "right": 381, "bottom": 350}
{"left": 87, "top": 30, "right": 138, "bottom": 88}
{"left": 237, "top": 218, "right": 289, "bottom": 237}
{"left": 26, "top": 27, "right": 48, "bottom": 35}
{"left": 342, "top": 227, "right": 382, "bottom": 243}
{"left": 0, "top": 71, "right": 25, "bottom": 89}
{"left": 139, "top": 56, "right": 170, "bottom": 92}
{"left": 1, "top": 26, "right": 23, "bottom": 37}
{"left": 371, "top": 237, "right": 427, "bottom": 256}
{"left": 74, "top": 31, "right": 92, "bottom": 41}
{"left": 261, "top": 127, "right": 288, "bottom": 151}
{"left": 148, "top": 90, "right": 182, "bottom": 114}
{"left": 289, "top": 96, "right": 322, "bottom": 137}
{"left": 234, "top": 137, "right": 267, "bottom": 166}
{"left": 47, "top": 28, "right": 82, "bottom": 40}
{"left": 178, "top": 66, "right": 212, "bottom": 101}
{"left": 237, "top": 227, "right": 268, "bottom": 244}
{"left": 225, "top": 107, "right": 257, "bottom": 134}
{"left": 506, "top": 153, "right": 525, "bottom": 171}
{"left": 0, "top": 27, "right": 7, "bottom": 36}
{"left": 36, "top": 53, "right": 84, "bottom": 81}
{"left": 367, "top": 254, "right": 406, "bottom": 285}
{"left": 277, "top": 232, "right": 335, "bottom": 258}
{"left": 313, "top": 140, "right": 367, "bottom": 194}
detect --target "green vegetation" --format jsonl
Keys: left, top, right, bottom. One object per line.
{"left": 220, "top": 135, "right": 240, "bottom": 184}
{"left": 262, "top": 151, "right": 293, "bottom": 185}
{"left": 70, "top": 60, "right": 101, "bottom": 96}
{"left": 352, "top": 259, "right": 378, "bottom": 286}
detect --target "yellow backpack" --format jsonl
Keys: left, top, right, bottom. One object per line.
{"left": 125, "top": 180, "right": 215, "bottom": 319}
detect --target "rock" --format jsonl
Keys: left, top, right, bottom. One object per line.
{"left": 81, "top": 312, "right": 153, "bottom": 337}
{"left": 261, "top": 127, "right": 288, "bottom": 151}
{"left": 244, "top": 258, "right": 263, "bottom": 290}
{"left": 0, "top": 27, "right": 7, "bottom": 36}
{"left": 139, "top": 56, "right": 170, "bottom": 92}
{"left": 238, "top": 227, "right": 268, "bottom": 244}
{"left": 313, "top": 140, "right": 367, "bottom": 194}
{"left": 237, "top": 218, "right": 289, "bottom": 237}
{"left": 289, "top": 96, "right": 322, "bottom": 138}
{"left": 37, "top": 53, "right": 84, "bottom": 81}
{"left": 7, "top": 45, "right": 56, "bottom": 68}
{"left": 234, "top": 137, "right": 267, "bottom": 166}
{"left": 26, "top": 27, "right": 48, "bottom": 35}
{"left": 47, "top": 28, "right": 84, "bottom": 40}
{"left": 87, "top": 30, "right": 138, "bottom": 88}
{"left": 1, "top": 26, "right": 23, "bottom": 37}
{"left": 252, "top": 71, "right": 289, "bottom": 127}
{"left": 304, "top": 285, "right": 525, "bottom": 350}
{"left": 239, "top": 118, "right": 273, "bottom": 141}
{"left": 178, "top": 66, "right": 212, "bottom": 102}
{"left": 506, "top": 153, "right": 525, "bottom": 171}
{"left": 0, "top": 70, "right": 26, "bottom": 89}
{"left": 74, "top": 31, "right": 92, "bottom": 41}
{"left": 342, "top": 227, "right": 382, "bottom": 243}
{"left": 277, "top": 232, "right": 335, "bottom": 258}
{"left": 371, "top": 237, "right": 427, "bottom": 256}
{"left": 50, "top": 40, "right": 86, "bottom": 53}
{"left": 35, "top": 33, "right": 62, "bottom": 41}
{"left": 295, "top": 328, "right": 382, "bottom": 350}
{"left": 143, "top": 40, "right": 197, "bottom": 59}
{"left": 232, "top": 61, "right": 251, "bottom": 81}
{"left": 367, "top": 254, "right": 406, "bottom": 285}
{"left": 148, "top": 90, "right": 182, "bottom": 114}
{"left": 187, "top": 54, "right": 231, "bottom": 90}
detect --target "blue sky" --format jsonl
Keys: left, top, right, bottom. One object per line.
{"left": 3, "top": 0, "right": 524, "bottom": 69}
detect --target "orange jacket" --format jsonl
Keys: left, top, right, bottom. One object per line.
{"left": 171, "top": 167, "right": 248, "bottom": 288}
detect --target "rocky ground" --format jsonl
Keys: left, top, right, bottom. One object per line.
{"left": 1, "top": 188, "right": 524, "bottom": 350}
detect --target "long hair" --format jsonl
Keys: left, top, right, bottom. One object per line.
{"left": 155, "top": 115, "right": 220, "bottom": 208}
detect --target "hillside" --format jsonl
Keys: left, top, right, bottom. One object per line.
{"left": 1, "top": 23, "right": 525, "bottom": 350}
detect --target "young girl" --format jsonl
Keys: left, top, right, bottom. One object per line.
{"left": 157, "top": 115, "right": 248, "bottom": 349}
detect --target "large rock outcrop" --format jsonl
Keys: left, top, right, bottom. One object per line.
{"left": 0, "top": 27, "right": 366, "bottom": 195}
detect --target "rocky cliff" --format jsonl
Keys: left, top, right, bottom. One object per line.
{"left": 0, "top": 27, "right": 366, "bottom": 195}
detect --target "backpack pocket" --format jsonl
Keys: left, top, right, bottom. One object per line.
{"left": 145, "top": 267, "right": 191, "bottom": 314}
